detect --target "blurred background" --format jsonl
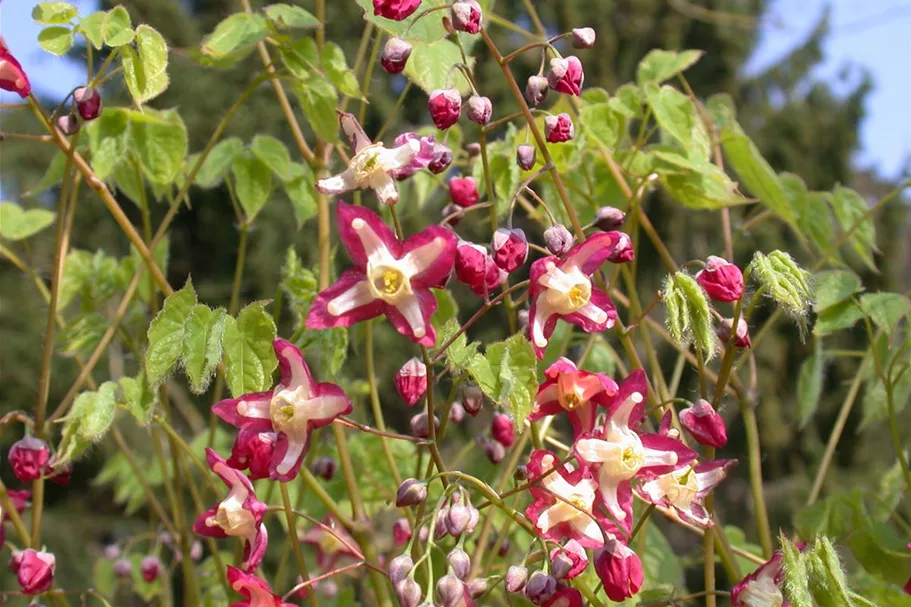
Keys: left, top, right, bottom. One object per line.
{"left": 1, "top": 0, "right": 910, "bottom": 601}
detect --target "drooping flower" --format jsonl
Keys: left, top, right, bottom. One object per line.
{"left": 396, "top": 478, "right": 428, "bottom": 507}
{"left": 429, "top": 88, "right": 462, "bottom": 129}
{"left": 517, "top": 144, "right": 537, "bottom": 170}
{"left": 392, "top": 132, "right": 451, "bottom": 180}
{"left": 547, "top": 57, "right": 584, "bottom": 96}
{"left": 373, "top": 0, "right": 422, "bottom": 21}
{"left": 307, "top": 203, "right": 457, "bottom": 345}
{"left": 381, "top": 37, "right": 412, "bottom": 74}
{"left": 731, "top": 551, "right": 787, "bottom": 607}
{"left": 451, "top": 1, "right": 482, "bottom": 33}
{"left": 300, "top": 516, "right": 360, "bottom": 570}
{"left": 449, "top": 176, "right": 480, "bottom": 208}
{"left": 226, "top": 566, "right": 296, "bottom": 607}
{"left": 10, "top": 549, "right": 55, "bottom": 595}
{"left": 679, "top": 399, "right": 728, "bottom": 448}
{"left": 491, "top": 228, "right": 528, "bottom": 272}
{"left": 696, "top": 256, "right": 744, "bottom": 302}
{"left": 593, "top": 206, "right": 626, "bottom": 231}
{"left": 193, "top": 449, "right": 269, "bottom": 572}
{"left": 490, "top": 412, "right": 515, "bottom": 447}
{"left": 549, "top": 539, "right": 589, "bottom": 580}
{"left": 717, "top": 316, "right": 751, "bottom": 348}
{"left": 227, "top": 427, "right": 277, "bottom": 481}
{"left": 8, "top": 435, "right": 50, "bottom": 482}
{"left": 575, "top": 370, "right": 696, "bottom": 522}
{"left": 525, "top": 75, "right": 549, "bottom": 106}
{"left": 74, "top": 86, "right": 102, "bottom": 121}
{"left": 571, "top": 28, "right": 596, "bottom": 49}
{"left": 393, "top": 517, "right": 412, "bottom": 546}
{"left": 528, "top": 232, "right": 633, "bottom": 358}
{"left": 395, "top": 357, "right": 428, "bottom": 406}
{"left": 636, "top": 459, "right": 737, "bottom": 527}
{"left": 466, "top": 95, "right": 492, "bottom": 125}
{"left": 317, "top": 112, "right": 425, "bottom": 205}
{"left": 528, "top": 358, "right": 617, "bottom": 435}
{"left": 0, "top": 42, "right": 31, "bottom": 98}
{"left": 544, "top": 113, "right": 574, "bottom": 143}
{"left": 505, "top": 565, "right": 528, "bottom": 593}
{"left": 543, "top": 224, "right": 575, "bottom": 257}
{"left": 455, "top": 240, "right": 505, "bottom": 297}
{"left": 140, "top": 556, "right": 162, "bottom": 583}
{"left": 594, "top": 539, "right": 644, "bottom": 602}
{"left": 213, "top": 339, "right": 352, "bottom": 481}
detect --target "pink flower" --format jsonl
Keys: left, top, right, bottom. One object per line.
{"left": 528, "top": 232, "right": 633, "bottom": 357}
{"left": 306, "top": 203, "right": 457, "bottom": 345}
{"left": 381, "top": 37, "right": 412, "bottom": 74}
{"left": 491, "top": 413, "right": 515, "bottom": 447}
{"left": 454, "top": 241, "right": 505, "bottom": 297}
{"left": 395, "top": 357, "right": 428, "bottom": 406}
{"left": 227, "top": 428, "right": 277, "bottom": 481}
{"left": 466, "top": 95, "right": 492, "bottom": 124}
{"left": 449, "top": 176, "right": 480, "bottom": 208}
{"left": 549, "top": 539, "right": 589, "bottom": 580}
{"left": 193, "top": 449, "right": 269, "bottom": 571}
{"left": 213, "top": 339, "right": 353, "bottom": 481}
{"left": 227, "top": 566, "right": 296, "bottom": 607}
{"left": 140, "top": 556, "right": 162, "bottom": 583}
{"left": 636, "top": 459, "right": 737, "bottom": 527}
{"left": 8, "top": 436, "right": 50, "bottom": 482}
{"left": 679, "top": 399, "right": 728, "bottom": 448}
{"left": 300, "top": 517, "right": 360, "bottom": 570}
{"left": 0, "top": 42, "right": 30, "bottom": 98}
{"left": 696, "top": 256, "right": 744, "bottom": 302}
{"left": 547, "top": 57, "right": 584, "bottom": 96}
{"left": 373, "top": 0, "right": 422, "bottom": 21}
{"left": 731, "top": 551, "right": 787, "bottom": 607}
{"left": 492, "top": 228, "right": 528, "bottom": 272}
{"left": 0, "top": 489, "right": 30, "bottom": 547}
{"left": 393, "top": 517, "right": 412, "bottom": 546}
{"left": 451, "top": 1, "right": 482, "bottom": 33}
{"left": 11, "top": 549, "right": 55, "bottom": 595}
{"left": 545, "top": 113, "right": 574, "bottom": 143}
{"left": 392, "top": 132, "right": 451, "bottom": 180}
{"left": 575, "top": 370, "right": 696, "bottom": 523}
{"left": 429, "top": 89, "right": 462, "bottom": 129}
{"left": 317, "top": 112, "right": 426, "bottom": 205}
{"left": 525, "top": 75, "right": 549, "bottom": 106}
{"left": 541, "top": 587, "right": 584, "bottom": 607}
{"left": 528, "top": 358, "right": 617, "bottom": 435}
{"left": 571, "top": 28, "right": 596, "bottom": 49}
{"left": 594, "top": 540, "right": 643, "bottom": 602}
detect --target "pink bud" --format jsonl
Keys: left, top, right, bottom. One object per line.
{"left": 544, "top": 113, "right": 574, "bottom": 143}
{"left": 104, "top": 544, "right": 121, "bottom": 560}
{"left": 8, "top": 436, "right": 49, "bottom": 482}
{"left": 492, "top": 228, "right": 528, "bottom": 272}
{"left": 594, "top": 541, "right": 643, "bottom": 603}
{"left": 395, "top": 578, "right": 423, "bottom": 607}
{"left": 441, "top": 203, "right": 463, "bottom": 225}
{"left": 466, "top": 503, "right": 480, "bottom": 534}
{"left": 524, "top": 570, "right": 557, "bottom": 604}
{"left": 547, "top": 56, "right": 584, "bottom": 96}
{"left": 451, "top": 1, "right": 482, "bottom": 34}
{"left": 607, "top": 232, "right": 635, "bottom": 263}
{"left": 113, "top": 558, "right": 132, "bottom": 578}
{"left": 466, "top": 95, "right": 492, "bottom": 125}
{"left": 717, "top": 316, "right": 751, "bottom": 348}
{"left": 389, "top": 554, "right": 414, "bottom": 583}
{"left": 410, "top": 412, "right": 439, "bottom": 438}
{"left": 446, "top": 502, "right": 471, "bottom": 536}
{"left": 455, "top": 241, "right": 504, "bottom": 296}
{"left": 140, "top": 555, "right": 162, "bottom": 583}
{"left": 381, "top": 37, "right": 412, "bottom": 74}
{"left": 497, "top": 538, "right": 510, "bottom": 556}
{"left": 73, "top": 86, "right": 102, "bottom": 121}
{"left": 696, "top": 256, "right": 744, "bottom": 302}
{"left": 434, "top": 508, "right": 449, "bottom": 540}
{"left": 478, "top": 435, "right": 506, "bottom": 463}
{"left": 594, "top": 206, "right": 626, "bottom": 231}
{"left": 544, "top": 224, "right": 575, "bottom": 256}
{"left": 429, "top": 89, "right": 462, "bottom": 129}
{"left": 449, "top": 176, "right": 480, "bottom": 208}
{"left": 679, "top": 399, "right": 728, "bottom": 448}
{"left": 447, "top": 548, "right": 471, "bottom": 580}
{"left": 428, "top": 142, "right": 454, "bottom": 173}
{"left": 448, "top": 401, "right": 465, "bottom": 423}
{"left": 516, "top": 144, "right": 537, "bottom": 170}
{"left": 56, "top": 113, "right": 80, "bottom": 136}
{"left": 310, "top": 456, "right": 337, "bottom": 480}
{"left": 505, "top": 565, "right": 528, "bottom": 593}
{"left": 491, "top": 413, "right": 515, "bottom": 447}
{"left": 436, "top": 574, "right": 464, "bottom": 607}
{"left": 525, "top": 75, "right": 549, "bottom": 106}
{"left": 550, "top": 550, "right": 574, "bottom": 579}
{"left": 393, "top": 518, "right": 412, "bottom": 546}
{"left": 464, "top": 142, "right": 481, "bottom": 157}
{"left": 395, "top": 357, "right": 428, "bottom": 406}
{"left": 461, "top": 385, "right": 483, "bottom": 416}
{"left": 373, "top": 0, "right": 422, "bottom": 21}
{"left": 571, "top": 27, "right": 597, "bottom": 49}
{"left": 467, "top": 578, "right": 488, "bottom": 598}
{"left": 12, "top": 549, "right": 55, "bottom": 595}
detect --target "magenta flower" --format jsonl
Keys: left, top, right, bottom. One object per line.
{"left": 548, "top": 56, "right": 584, "bottom": 96}
{"left": 306, "top": 202, "right": 457, "bottom": 345}
{"left": 491, "top": 412, "right": 515, "bottom": 447}
{"left": 373, "top": 0, "right": 422, "bottom": 21}
{"left": 451, "top": 1, "right": 482, "bottom": 33}
{"left": 227, "top": 427, "right": 277, "bottom": 481}
{"left": 528, "top": 232, "right": 633, "bottom": 358}
{"left": 392, "top": 132, "right": 450, "bottom": 180}
{"left": 491, "top": 228, "right": 528, "bottom": 273}
{"left": 226, "top": 566, "right": 296, "bottom": 607}
{"left": 193, "top": 448, "right": 268, "bottom": 572}
{"left": 696, "top": 256, "right": 744, "bottom": 302}
{"left": 455, "top": 240, "right": 506, "bottom": 297}
{"left": 679, "top": 399, "right": 728, "bottom": 448}
{"left": 544, "top": 113, "right": 574, "bottom": 143}
{"left": 449, "top": 176, "right": 480, "bottom": 208}
{"left": 0, "top": 42, "right": 31, "bottom": 98}
{"left": 429, "top": 88, "right": 462, "bottom": 129}
{"left": 636, "top": 459, "right": 737, "bottom": 527}
{"left": 8, "top": 435, "right": 49, "bottom": 482}
{"left": 731, "top": 551, "right": 787, "bottom": 607}
{"left": 542, "top": 587, "right": 584, "bottom": 607}
{"left": 300, "top": 516, "right": 360, "bottom": 570}
{"left": 395, "top": 357, "right": 428, "bottom": 406}
{"left": 575, "top": 370, "right": 697, "bottom": 523}
{"left": 213, "top": 339, "right": 352, "bottom": 481}
{"left": 718, "top": 316, "right": 751, "bottom": 348}
{"left": 10, "top": 549, "right": 55, "bottom": 595}
{"left": 528, "top": 357, "right": 618, "bottom": 436}
{"left": 549, "top": 539, "right": 589, "bottom": 580}
{"left": 0, "top": 489, "right": 30, "bottom": 547}
{"left": 74, "top": 86, "right": 102, "bottom": 121}
{"left": 594, "top": 539, "right": 644, "bottom": 602}
{"left": 381, "top": 37, "right": 412, "bottom": 74}
{"left": 140, "top": 556, "right": 162, "bottom": 583}
{"left": 393, "top": 517, "right": 412, "bottom": 546}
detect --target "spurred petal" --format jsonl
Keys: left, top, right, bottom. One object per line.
{"left": 0, "top": 45, "right": 31, "bottom": 99}
{"left": 212, "top": 392, "right": 274, "bottom": 431}
{"left": 306, "top": 268, "right": 383, "bottom": 329}
{"left": 193, "top": 505, "right": 229, "bottom": 539}
{"left": 226, "top": 565, "right": 293, "bottom": 606}
{"left": 401, "top": 226, "right": 458, "bottom": 288}
{"left": 372, "top": 171, "right": 400, "bottom": 205}
{"left": 564, "top": 232, "right": 634, "bottom": 275}
{"left": 337, "top": 201, "right": 403, "bottom": 267}
{"left": 604, "top": 370, "right": 648, "bottom": 429}
{"left": 385, "top": 289, "right": 438, "bottom": 346}
{"left": 316, "top": 169, "right": 357, "bottom": 196}
{"left": 274, "top": 338, "right": 314, "bottom": 393}
{"left": 562, "top": 288, "right": 616, "bottom": 334}
{"left": 242, "top": 523, "right": 268, "bottom": 571}
{"left": 338, "top": 111, "right": 372, "bottom": 153}
{"left": 639, "top": 434, "right": 697, "bottom": 473}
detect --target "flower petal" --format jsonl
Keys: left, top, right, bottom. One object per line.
{"left": 563, "top": 232, "right": 633, "bottom": 275}
{"left": 384, "top": 288, "right": 437, "bottom": 346}
{"left": 371, "top": 171, "right": 400, "bottom": 205}
{"left": 270, "top": 431, "right": 310, "bottom": 481}
{"left": 337, "top": 201, "right": 403, "bottom": 266}
{"left": 545, "top": 357, "right": 579, "bottom": 378}
{"left": 192, "top": 506, "right": 229, "bottom": 539}
{"left": 605, "top": 369, "right": 648, "bottom": 429}
{"left": 307, "top": 268, "right": 384, "bottom": 329}
{"left": 529, "top": 293, "right": 559, "bottom": 357}
{"left": 563, "top": 288, "right": 616, "bottom": 333}
{"left": 273, "top": 339, "right": 313, "bottom": 395}
{"left": 308, "top": 383, "right": 354, "bottom": 424}
{"left": 639, "top": 434, "right": 697, "bottom": 473}
{"left": 241, "top": 523, "right": 268, "bottom": 572}
{"left": 316, "top": 169, "right": 357, "bottom": 196}
{"left": 338, "top": 111, "right": 372, "bottom": 153}
{"left": 402, "top": 226, "right": 458, "bottom": 288}
{"left": 212, "top": 392, "right": 274, "bottom": 430}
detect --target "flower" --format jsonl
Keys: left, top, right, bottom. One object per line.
{"left": 545, "top": 113, "right": 574, "bottom": 142}
{"left": 575, "top": 370, "right": 696, "bottom": 522}
{"left": 524, "top": 450, "right": 618, "bottom": 547}
{"left": 392, "top": 132, "right": 451, "bottom": 180}
{"left": 571, "top": 28, "right": 596, "bottom": 49}
{"left": 56, "top": 114, "right": 80, "bottom": 136}
{"left": 213, "top": 339, "right": 352, "bottom": 481}
{"left": 549, "top": 539, "right": 589, "bottom": 580}
{"left": 505, "top": 565, "right": 528, "bottom": 593}
{"left": 679, "top": 399, "right": 728, "bottom": 448}
{"left": 451, "top": 1, "right": 482, "bottom": 33}
{"left": 227, "top": 428, "right": 277, "bottom": 481}
{"left": 594, "top": 540, "right": 644, "bottom": 602}
{"left": 11, "top": 549, "right": 55, "bottom": 595}
{"left": 525, "top": 75, "right": 549, "bottom": 106}
{"left": 636, "top": 459, "right": 737, "bottom": 527}
{"left": 373, "top": 0, "right": 422, "bottom": 21}
{"left": 0, "top": 42, "right": 30, "bottom": 98}
{"left": 717, "top": 316, "right": 751, "bottom": 348}
{"left": 542, "top": 587, "right": 584, "bottom": 607}
{"left": 300, "top": 516, "right": 360, "bottom": 570}
{"left": 528, "top": 232, "right": 633, "bottom": 357}
{"left": 449, "top": 176, "right": 480, "bottom": 208}
{"left": 466, "top": 95, "right": 492, "bottom": 124}
{"left": 395, "top": 357, "right": 428, "bottom": 406}
{"left": 491, "top": 412, "right": 515, "bottom": 447}
{"left": 74, "top": 86, "right": 102, "bottom": 121}
{"left": 528, "top": 358, "right": 617, "bottom": 435}
{"left": 317, "top": 112, "right": 425, "bottom": 205}
{"left": 455, "top": 240, "right": 506, "bottom": 297}
{"left": 307, "top": 203, "right": 457, "bottom": 345}
{"left": 492, "top": 228, "right": 528, "bottom": 272}
{"left": 547, "top": 57, "right": 584, "bottom": 96}
{"left": 593, "top": 206, "right": 626, "bottom": 231}
{"left": 731, "top": 551, "right": 787, "bottom": 607}
{"left": 429, "top": 88, "right": 462, "bottom": 129}
{"left": 193, "top": 448, "right": 268, "bottom": 571}
{"left": 517, "top": 144, "right": 537, "bottom": 170}
{"left": 8, "top": 435, "right": 50, "bottom": 482}
{"left": 227, "top": 566, "right": 296, "bottom": 607}
{"left": 396, "top": 478, "right": 428, "bottom": 507}
{"left": 696, "top": 256, "right": 744, "bottom": 302}
{"left": 140, "top": 556, "right": 162, "bottom": 583}
{"left": 381, "top": 37, "right": 412, "bottom": 74}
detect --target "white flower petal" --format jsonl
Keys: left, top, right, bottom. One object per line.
{"left": 275, "top": 435, "right": 308, "bottom": 476}
{"left": 537, "top": 502, "right": 576, "bottom": 533}
{"left": 305, "top": 394, "right": 351, "bottom": 422}
{"left": 350, "top": 217, "right": 397, "bottom": 267}
{"left": 327, "top": 278, "right": 376, "bottom": 317}
{"left": 402, "top": 238, "right": 447, "bottom": 276}
{"left": 531, "top": 294, "right": 557, "bottom": 348}
{"left": 370, "top": 172, "right": 400, "bottom": 205}
{"left": 379, "top": 138, "right": 420, "bottom": 170}
{"left": 237, "top": 397, "right": 271, "bottom": 419}
{"left": 317, "top": 169, "right": 357, "bottom": 195}
{"left": 392, "top": 293, "right": 427, "bottom": 339}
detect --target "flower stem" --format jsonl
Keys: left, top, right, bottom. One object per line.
{"left": 739, "top": 400, "right": 773, "bottom": 558}
{"left": 366, "top": 320, "right": 403, "bottom": 487}
{"left": 281, "top": 483, "right": 320, "bottom": 607}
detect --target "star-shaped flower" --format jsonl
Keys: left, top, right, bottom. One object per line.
{"left": 528, "top": 357, "right": 618, "bottom": 436}
{"left": 636, "top": 459, "right": 736, "bottom": 527}
{"left": 226, "top": 566, "right": 296, "bottom": 607}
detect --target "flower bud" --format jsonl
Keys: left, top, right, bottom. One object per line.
{"left": 418, "top": 526, "right": 429, "bottom": 542}
{"left": 594, "top": 541, "right": 643, "bottom": 603}
{"left": 607, "top": 233, "right": 635, "bottom": 263}
{"left": 0, "top": 44, "right": 31, "bottom": 98}
{"left": 467, "top": 95, "right": 492, "bottom": 125}
{"left": 442, "top": 15, "right": 455, "bottom": 34}
{"left": 381, "top": 37, "right": 412, "bottom": 74}
{"left": 451, "top": 1, "right": 482, "bottom": 34}
{"left": 395, "top": 357, "right": 428, "bottom": 406}
{"left": 449, "top": 176, "right": 480, "bottom": 208}
{"left": 56, "top": 113, "right": 80, "bottom": 136}
{"left": 320, "top": 578, "right": 339, "bottom": 597}
{"left": 189, "top": 540, "right": 203, "bottom": 562}
{"left": 696, "top": 256, "right": 744, "bottom": 302}
{"left": 429, "top": 88, "right": 462, "bottom": 130}
{"left": 525, "top": 75, "right": 549, "bottom": 106}
{"left": 549, "top": 540, "right": 589, "bottom": 581}
{"left": 517, "top": 309, "right": 529, "bottom": 331}
{"left": 455, "top": 241, "right": 504, "bottom": 296}
{"left": 48, "top": 461, "right": 72, "bottom": 486}
{"left": 516, "top": 144, "right": 537, "bottom": 170}
{"left": 492, "top": 228, "right": 528, "bottom": 272}
{"left": 571, "top": 27, "right": 597, "bottom": 49}
{"left": 679, "top": 399, "right": 728, "bottom": 448}
{"left": 434, "top": 508, "right": 449, "bottom": 540}
{"left": 524, "top": 570, "right": 557, "bottom": 604}
{"left": 395, "top": 578, "right": 423, "bottom": 607}
{"left": 140, "top": 555, "right": 162, "bottom": 583}
{"left": 544, "top": 224, "right": 575, "bottom": 256}
{"left": 462, "top": 385, "right": 483, "bottom": 416}
{"left": 497, "top": 538, "right": 510, "bottom": 556}
{"left": 441, "top": 203, "right": 463, "bottom": 225}
{"left": 514, "top": 464, "right": 530, "bottom": 482}
{"left": 103, "top": 544, "right": 121, "bottom": 560}
{"left": 547, "top": 56, "right": 584, "bottom": 96}
{"left": 8, "top": 436, "right": 49, "bottom": 483}
{"left": 467, "top": 578, "right": 488, "bottom": 598}
{"left": 544, "top": 113, "right": 574, "bottom": 143}
{"left": 465, "top": 503, "right": 480, "bottom": 534}
{"left": 505, "top": 565, "right": 528, "bottom": 593}
{"left": 428, "top": 143, "right": 453, "bottom": 173}
{"left": 447, "top": 548, "right": 471, "bottom": 580}
{"left": 464, "top": 142, "right": 481, "bottom": 157}
{"left": 310, "top": 456, "right": 337, "bottom": 481}
{"left": 113, "top": 558, "right": 132, "bottom": 578}
{"left": 446, "top": 502, "right": 471, "bottom": 536}
{"left": 550, "top": 550, "right": 574, "bottom": 579}
{"left": 717, "top": 316, "right": 751, "bottom": 348}
{"left": 491, "top": 413, "right": 515, "bottom": 447}
{"left": 393, "top": 517, "right": 412, "bottom": 546}
{"left": 410, "top": 411, "right": 439, "bottom": 439}
{"left": 13, "top": 549, "right": 55, "bottom": 595}
{"left": 396, "top": 478, "right": 428, "bottom": 507}
{"left": 373, "top": 0, "right": 422, "bottom": 21}
{"left": 478, "top": 435, "right": 506, "bottom": 463}
{"left": 594, "top": 206, "right": 626, "bottom": 231}
{"left": 389, "top": 554, "right": 414, "bottom": 584}
{"left": 73, "top": 86, "right": 102, "bottom": 121}
{"left": 436, "top": 573, "right": 464, "bottom": 607}
{"left": 449, "top": 401, "right": 466, "bottom": 423}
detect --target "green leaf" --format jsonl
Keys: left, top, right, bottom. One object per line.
{"left": 782, "top": 173, "right": 836, "bottom": 258}
{"left": 130, "top": 108, "right": 187, "bottom": 185}
{"left": 813, "top": 270, "right": 863, "bottom": 313}
{"left": 486, "top": 334, "right": 538, "bottom": 432}
{"left": 814, "top": 300, "right": 864, "bottom": 337}
{"left": 279, "top": 37, "right": 319, "bottom": 80}
{"left": 201, "top": 13, "right": 269, "bottom": 60}
{"left": 608, "top": 84, "right": 643, "bottom": 119}
{"left": 75, "top": 381, "right": 118, "bottom": 441}
{"left": 832, "top": 185, "right": 877, "bottom": 271}
{"left": 284, "top": 165, "right": 318, "bottom": 228}
{"left": 797, "top": 340, "right": 825, "bottom": 428}
{"left": 860, "top": 343, "right": 911, "bottom": 429}
{"left": 78, "top": 11, "right": 106, "bottom": 49}
{"left": 432, "top": 289, "right": 459, "bottom": 333}
{"left": 322, "top": 42, "right": 363, "bottom": 99}
{"left": 101, "top": 6, "right": 134, "bottom": 47}
{"left": 58, "top": 313, "right": 107, "bottom": 358}
{"left": 263, "top": 3, "right": 320, "bottom": 28}
{"left": 641, "top": 524, "right": 685, "bottom": 589}
{"left": 121, "top": 25, "right": 169, "bottom": 104}
{"left": 643, "top": 83, "right": 695, "bottom": 148}
{"left": 280, "top": 248, "right": 318, "bottom": 328}
{"left": 859, "top": 293, "right": 910, "bottom": 334}
{"left": 38, "top": 26, "right": 75, "bottom": 55}
{"left": 637, "top": 49, "right": 703, "bottom": 85}
{"left": 403, "top": 39, "right": 474, "bottom": 94}
{"left": 58, "top": 249, "right": 120, "bottom": 309}
{"left": 795, "top": 492, "right": 858, "bottom": 539}
{"left": 222, "top": 302, "right": 278, "bottom": 397}
{"left": 32, "top": 2, "right": 78, "bottom": 24}
{"left": 303, "top": 327, "right": 348, "bottom": 378}
{"left": 0, "top": 202, "right": 56, "bottom": 241}
{"left": 85, "top": 107, "right": 131, "bottom": 179}
{"left": 579, "top": 102, "right": 621, "bottom": 148}
{"left": 145, "top": 279, "right": 198, "bottom": 387}
{"left": 232, "top": 154, "right": 273, "bottom": 220}
{"left": 296, "top": 78, "right": 339, "bottom": 142}
{"left": 182, "top": 305, "right": 228, "bottom": 394}
{"left": 659, "top": 161, "right": 744, "bottom": 210}
{"left": 192, "top": 137, "right": 245, "bottom": 188}
{"left": 118, "top": 374, "right": 157, "bottom": 425}
{"left": 130, "top": 554, "right": 163, "bottom": 601}
{"left": 251, "top": 134, "right": 293, "bottom": 181}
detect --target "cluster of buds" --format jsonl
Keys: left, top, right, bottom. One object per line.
{"left": 56, "top": 86, "right": 103, "bottom": 136}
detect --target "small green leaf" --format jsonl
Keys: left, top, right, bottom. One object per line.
{"left": 486, "top": 334, "right": 538, "bottom": 433}
{"left": 813, "top": 270, "right": 862, "bottom": 313}
{"left": 322, "top": 42, "right": 363, "bottom": 100}
{"left": 579, "top": 102, "right": 620, "bottom": 148}
{"left": 201, "top": 13, "right": 269, "bottom": 60}
{"left": 251, "top": 134, "right": 293, "bottom": 181}
{"left": 432, "top": 289, "right": 459, "bottom": 333}
{"left": 797, "top": 340, "right": 825, "bottom": 428}
{"left": 222, "top": 302, "right": 278, "bottom": 397}
{"left": 280, "top": 247, "right": 318, "bottom": 329}
{"left": 637, "top": 49, "right": 703, "bottom": 85}
{"left": 781, "top": 537, "right": 813, "bottom": 607}
{"left": 296, "top": 78, "right": 339, "bottom": 142}
{"left": 38, "top": 26, "right": 75, "bottom": 55}
{"left": 78, "top": 11, "right": 107, "bottom": 49}
{"left": 263, "top": 3, "right": 320, "bottom": 28}
{"left": 32, "top": 2, "right": 78, "bottom": 24}
{"left": 182, "top": 305, "right": 228, "bottom": 394}
{"left": 58, "top": 313, "right": 107, "bottom": 358}
{"left": 119, "top": 374, "right": 157, "bottom": 425}
{"left": 814, "top": 301, "right": 864, "bottom": 337}
{"left": 101, "top": 6, "right": 134, "bottom": 47}
{"left": 121, "top": 25, "right": 169, "bottom": 104}
{"left": 643, "top": 83, "right": 695, "bottom": 148}
{"left": 832, "top": 185, "right": 877, "bottom": 271}
{"left": 232, "top": 154, "right": 273, "bottom": 220}
{"left": 403, "top": 39, "right": 474, "bottom": 94}
{"left": 860, "top": 343, "right": 911, "bottom": 429}
{"left": 608, "top": 84, "right": 643, "bottom": 119}
{"left": 76, "top": 381, "right": 118, "bottom": 441}
{"left": 782, "top": 173, "right": 836, "bottom": 258}
{"left": 284, "top": 164, "right": 318, "bottom": 228}
{"left": 145, "top": 279, "right": 198, "bottom": 387}
{"left": 192, "top": 137, "right": 245, "bottom": 188}
{"left": 85, "top": 107, "right": 131, "bottom": 179}
{"left": 130, "top": 108, "right": 187, "bottom": 185}
{"left": 0, "top": 202, "right": 56, "bottom": 241}
{"left": 859, "top": 293, "right": 910, "bottom": 334}
{"left": 279, "top": 37, "right": 319, "bottom": 79}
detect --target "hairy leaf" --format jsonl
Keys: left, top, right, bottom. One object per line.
{"left": 859, "top": 293, "right": 910, "bottom": 335}
{"left": 832, "top": 185, "right": 877, "bottom": 271}
{"left": 38, "top": 26, "right": 75, "bottom": 56}
{"left": 32, "top": 2, "right": 78, "bottom": 24}
{"left": 232, "top": 153, "right": 273, "bottom": 219}
{"left": 119, "top": 374, "right": 157, "bottom": 425}
{"left": 251, "top": 134, "right": 294, "bottom": 181}
{"left": 813, "top": 270, "right": 862, "bottom": 314}
{"left": 193, "top": 137, "right": 245, "bottom": 188}
{"left": 181, "top": 305, "right": 227, "bottom": 394}
{"left": 121, "top": 25, "right": 169, "bottom": 104}
{"left": 78, "top": 11, "right": 107, "bottom": 49}
{"left": 201, "top": 13, "right": 269, "bottom": 60}
{"left": 130, "top": 108, "right": 187, "bottom": 185}
{"left": 145, "top": 279, "right": 198, "bottom": 387}
{"left": 486, "top": 334, "right": 537, "bottom": 432}
{"left": 222, "top": 302, "right": 278, "bottom": 397}
{"left": 263, "top": 3, "right": 319, "bottom": 28}
{"left": 297, "top": 78, "right": 339, "bottom": 142}
{"left": 101, "top": 5, "right": 134, "bottom": 47}
{"left": 637, "top": 49, "right": 703, "bottom": 85}
{"left": 322, "top": 42, "right": 363, "bottom": 100}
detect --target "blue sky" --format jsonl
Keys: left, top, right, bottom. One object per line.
{"left": 2, "top": 0, "right": 909, "bottom": 180}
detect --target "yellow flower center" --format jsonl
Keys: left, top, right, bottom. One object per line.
{"left": 318, "top": 532, "right": 343, "bottom": 554}
{"left": 367, "top": 264, "right": 412, "bottom": 303}
{"left": 378, "top": 269, "right": 404, "bottom": 295}
{"left": 569, "top": 495, "right": 588, "bottom": 510}
{"left": 562, "top": 392, "right": 582, "bottom": 410}
{"left": 567, "top": 285, "right": 589, "bottom": 309}
{"left": 622, "top": 446, "right": 642, "bottom": 469}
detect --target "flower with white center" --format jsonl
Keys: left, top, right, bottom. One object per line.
{"left": 226, "top": 565, "right": 296, "bottom": 607}
{"left": 192, "top": 449, "right": 269, "bottom": 571}
{"left": 306, "top": 202, "right": 457, "bottom": 345}
{"left": 528, "top": 358, "right": 618, "bottom": 436}
{"left": 575, "top": 370, "right": 696, "bottom": 523}
{"left": 316, "top": 112, "right": 424, "bottom": 205}
{"left": 731, "top": 552, "right": 787, "bottom": 607}
{"left": 528, "top": 232, "right": 634, "bottom": 358}
{"left": 212, "top": 339, "right": 353, "bottom": 482}
{"left": 636, "top": 459, "right": 737, "bottom": 527}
